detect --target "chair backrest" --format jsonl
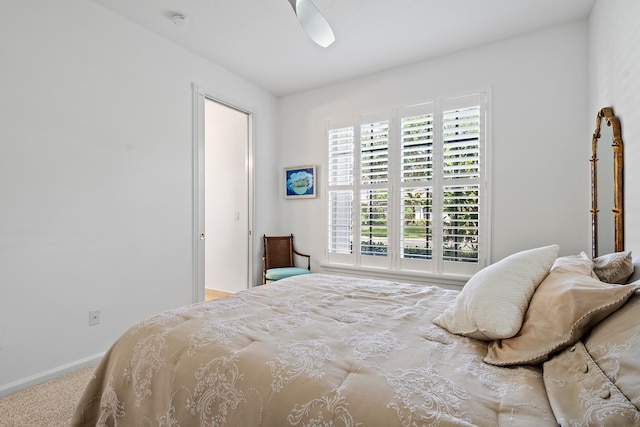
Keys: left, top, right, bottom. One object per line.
{"left": 263, "top": 235, "right": 295, "bottom": 270}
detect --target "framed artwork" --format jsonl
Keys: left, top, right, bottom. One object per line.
{"left": 284, "top": 165, "right": 316, "bottom": 199}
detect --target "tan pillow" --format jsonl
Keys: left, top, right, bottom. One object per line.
{"left": 543, "top": 341, "right": 640, "bottom": 425}
{"left": 433, "top": 245, "right": 558, "bottom": 340}
{"left": 627, "top": 256, "right": 640, "bottom": 283}
{"left": 593, "top": 251, "right": 634, "bottom": 284}
{"left": 484, "top": 270, "right": 638, "bottom": 366}
{"left": 551, "top": 252, "right": 595, "bottom": 276}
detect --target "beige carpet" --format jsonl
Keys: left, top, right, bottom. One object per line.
{"left": 0, "top": 365, "right": 96, "bottom": 427}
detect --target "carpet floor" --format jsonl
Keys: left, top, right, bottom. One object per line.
{"left": 0, "top": 365, "right": 96, "bottom": 427}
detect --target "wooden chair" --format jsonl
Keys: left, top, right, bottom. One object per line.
{"left": 262, "top": 234, "right": 311, "bottom": 284}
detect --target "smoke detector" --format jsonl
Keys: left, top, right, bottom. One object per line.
{"left": 170, "top": 12, "right": 189, "bottom": 27}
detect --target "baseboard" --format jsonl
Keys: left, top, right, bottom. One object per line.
{"left": 0, "top": 352, "right": 104, "bottom": 398}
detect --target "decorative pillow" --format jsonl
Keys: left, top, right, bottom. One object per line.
{"left": 626, "top": 256, "right": 640, "bottom": 284}
{"left": 584, "top": 289, "right": 640, "bottom": 411}
{"left": 551, "top": 252, "right": 595, "bottom": 276}
{"left": 433, "top": 244, "right": 559, "bottom": 340}
{"left": 593, "top": 251, "right": 634, "bottom": 284}
{"left": 484, "top": 270, "right": 638, "bottom": 366}
{"left": 542, "top": 341, "right": 640, "bottom": 425}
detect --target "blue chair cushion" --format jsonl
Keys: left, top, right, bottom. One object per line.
{"left": 265, "top": 267, "right": 310, "bottom": 281}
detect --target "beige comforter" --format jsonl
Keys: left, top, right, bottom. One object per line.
{"left": 72, "top": 274, "right": 557, "bottom": 426}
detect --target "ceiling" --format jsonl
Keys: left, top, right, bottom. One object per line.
{"left": 90, "top": 0, "right": 596, "bottom": 96}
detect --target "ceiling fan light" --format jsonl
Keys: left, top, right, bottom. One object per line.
{"left": 289, "top": 0, "right": 335, "bottom": 47}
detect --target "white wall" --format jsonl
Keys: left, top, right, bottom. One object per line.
{"left": 0, "top": 0, "right": 278, "bottom": 392}
{"left": 278, "top": 21, "right": 590, "bottom": 281}
{"left": 589, "top": 0, "right": 640, "bottom": 253}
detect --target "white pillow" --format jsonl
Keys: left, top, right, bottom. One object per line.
{"left": 433, "top": 244, "right": 559, "bottom": 340}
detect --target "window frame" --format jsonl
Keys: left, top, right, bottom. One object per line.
{"left": 324, "top": 92, "right": 491, "bottom": 280}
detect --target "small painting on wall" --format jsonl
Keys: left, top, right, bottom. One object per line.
{"left": 284, "top": 165, "right": 316, "bottom": 199}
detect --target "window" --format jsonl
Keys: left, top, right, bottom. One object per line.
{"left": 326, "top": 93, "right": 488, "bottom": 276}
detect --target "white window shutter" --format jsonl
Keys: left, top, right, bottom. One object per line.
{"left": 327, "top": 125, "right": 355, "bottom": 261}
{"left": 326, "top": 92, "right": 488, "bottom": 275}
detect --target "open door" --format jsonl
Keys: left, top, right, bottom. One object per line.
{"left": 192, "top": 85, "right": 254, "bottom": 302}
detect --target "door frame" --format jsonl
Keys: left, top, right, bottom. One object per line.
{"left": 191, "top": 83, "right": 255, "bottom": 302}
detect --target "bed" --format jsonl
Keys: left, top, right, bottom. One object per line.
{"left": 72, "top": 246, "right": 640, "bottom": 426}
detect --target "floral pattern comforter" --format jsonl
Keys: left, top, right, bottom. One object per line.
{"left": 72, "top": 274, "right": 557, "bottom": 426}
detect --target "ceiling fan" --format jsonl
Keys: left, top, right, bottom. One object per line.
{"left": 287, "top": 0, "right": 335, "bottom": 48}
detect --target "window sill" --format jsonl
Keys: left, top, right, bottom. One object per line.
{"left": 318, "top": 262, "right": 468, "bottom": 290}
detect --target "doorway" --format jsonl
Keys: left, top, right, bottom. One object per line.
{"left": 192, "top": 85, "right": 254, "bottom": 302}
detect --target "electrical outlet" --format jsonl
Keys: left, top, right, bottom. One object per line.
{"left": 89, "top": 310, "right": 100, "bottom": 326}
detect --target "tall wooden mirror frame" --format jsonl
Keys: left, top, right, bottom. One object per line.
{"left": 591, "top": 106, "right": 624, "bottom": 258}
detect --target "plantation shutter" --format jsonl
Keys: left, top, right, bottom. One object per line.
{"left": 327, "top": 124, "right": 355, "bottom": 260}
{"left": 443, "top": 106, "right": 480, "bottom": 181}
{"left": 325, "top": 92, "right": 487, "bottom": 276}
{"left": 359, "top": 118, "right": 390, "bottom": 266}
{"left": 440, "top": 95, "right": 484, "bottom": 274}
{"left": 398, "top": 105, "right": 435, "bottom": 269}
{"left": 401, "top": 113, "right": 434, "bottom": 183}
